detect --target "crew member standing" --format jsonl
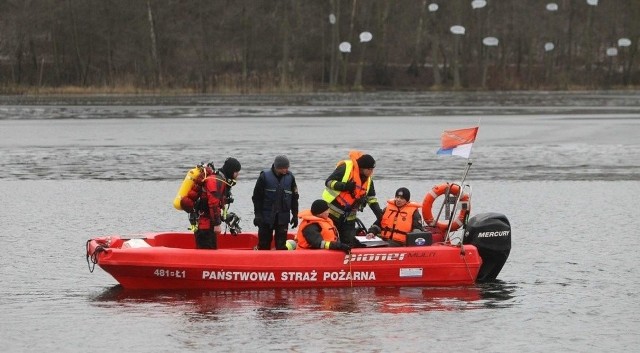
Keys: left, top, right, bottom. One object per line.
{"left": 322, "top": 151, "right": 382, "bottom": 247}
{"left": 195, "top": 157, "right": 241, "bottom": 249}
{"left": 252, "top": 155, "right": 299, "bottom": 250}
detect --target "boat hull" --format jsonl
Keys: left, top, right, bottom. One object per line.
{"left": 87, "top": 232, "right": 482, "bottom": 290}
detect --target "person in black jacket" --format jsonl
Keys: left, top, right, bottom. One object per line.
{"left": 252, "top": 155, "right": 299, "bottom": 250}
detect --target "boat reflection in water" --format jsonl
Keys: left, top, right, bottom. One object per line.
{"left": 92, "top": 282, "right": 516, "bottom": 317}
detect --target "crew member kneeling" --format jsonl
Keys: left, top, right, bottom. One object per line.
{"left": 296, "top": 200, "right": 351, "bottom": 253}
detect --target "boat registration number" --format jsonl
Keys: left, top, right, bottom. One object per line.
{"left": 154, "top": 268, "right": 186, "bottom": 278}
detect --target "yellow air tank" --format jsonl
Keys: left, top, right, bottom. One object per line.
{"left": 173, "top": 166, "right": 202, "bottom": 210}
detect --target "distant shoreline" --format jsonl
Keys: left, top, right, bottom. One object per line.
{"left": 2, "top": 84, "right": 639, "bottom": 96}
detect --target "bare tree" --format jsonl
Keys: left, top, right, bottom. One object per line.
{"left": 0, "top": 0, "right": 638, "bottom": 92}
{"left": 329, "top": 0, "right": 340, "bottom": 88}
{"left": 428, "top": 4, "right": 442, "bottom": 86}
{"left": 146, "top": 0, "right": 161, "bottom": 87}
{"left": 407, "top": 0, "right": 427, "bottom": 78}
{"left": 352, "top": 1, "right": 372, "bottom": 89}
{"left": 371, "top": 0, "right": 391, "bottom": 86}
{"left": 451, "top": 0, "right": 464, "bottom": 89}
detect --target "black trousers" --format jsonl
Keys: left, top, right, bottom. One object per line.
{"left": 330, "top": 217, "right": 357, "bottom": 246}
{"left": 195, "top": 228, "right": 217, "bottom": 249}
{"left": 257, "top": 223, "right": 289, "bottom": 250}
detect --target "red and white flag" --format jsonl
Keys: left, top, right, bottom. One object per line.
{"left": 436, "top": 126, "right": 479, "bottom": 159}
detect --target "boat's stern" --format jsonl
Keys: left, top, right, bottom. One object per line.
{"left": 463, "top": 212, "right": 511, "bottom": 282}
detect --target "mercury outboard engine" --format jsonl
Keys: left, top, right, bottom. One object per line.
{"left": 463, "top": 212, "right": 511, "bottom": 282}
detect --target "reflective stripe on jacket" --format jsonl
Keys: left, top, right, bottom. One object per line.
{"left": 295, "top": 210, "right": 338, "bottom": 249}
{"left": 322, "top": 159, "right": 372, "bottom": 220}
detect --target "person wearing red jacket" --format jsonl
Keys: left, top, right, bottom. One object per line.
{"left": 195, "top": 157, "right": 241, "bottom": 249}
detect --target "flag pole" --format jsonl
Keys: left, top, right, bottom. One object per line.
{"left": 435, "top": 125, "right": 479, "bottom": 245}
{"left": 445, "top": 121, "right": 479, "bottom": 247}
{"left": 443, "top": 159, "right": 472, "bottom": 244}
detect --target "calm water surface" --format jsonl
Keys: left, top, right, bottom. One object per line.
{"left": 1, "top": 92, "right": 639, "bottom": 352}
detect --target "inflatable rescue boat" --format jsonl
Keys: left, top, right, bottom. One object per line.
{"left": 86, "top": 184, "right": 511, "bottom": 291}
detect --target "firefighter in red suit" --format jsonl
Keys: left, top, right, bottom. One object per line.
{"left": 195, "top": 157, "right": 241, "bottom": 249}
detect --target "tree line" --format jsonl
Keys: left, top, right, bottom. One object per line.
{"left": 0, "top": 0, "right": 638, "bottom": 93}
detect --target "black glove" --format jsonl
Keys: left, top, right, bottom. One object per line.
{"left": 330, "top": 242, "right": 352, "bottom": 254}
{"left": 343, "top": 180, "right": 356, "bottom": 192}
{"left": 339, "top": 243, "right": 352, "bottom": 253}
{"left": 367, "top": 224, "right": 381, "bottom": 235}
{"left": 253, "top": 216, "right": 262, "bottom": 227}
{"left": 290, "top": 214, "right": 299, "bottom": 228}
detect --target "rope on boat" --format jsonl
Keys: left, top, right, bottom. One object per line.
{"left": 459, "top": 244, "right": 475, "bottom": 282}
{"left": 447, "top": 229, "right": 475, "bottom": 282}
{"left": 86, "top": 240, "right": 107, "bottom": 273}
{"left": 349, "top": 250, "right": 353, "bottom": 288}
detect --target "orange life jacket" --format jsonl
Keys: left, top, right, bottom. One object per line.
{"left": 322, "top": 151, "right": 372, "bottom": 216}
{"left": 379, "top": 200, "right": 422, "bottom": 244}
{"left": 295, "top": 210, "right": 338, "bottom": 249}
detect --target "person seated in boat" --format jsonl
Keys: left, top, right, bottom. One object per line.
{"left": 195, "top": 157, "right": 241, "bottom": 249}
{"left": 322, "top": 151, "right": 383, "bottom": 248}
{"left": 295, "top": 199, "right": 351, "bottom": 253}
{"left": 252, "top": 155, "right": 300, "bottom": 250}
{"left": 366, "top": 187, "right": 424, "bottom": 247}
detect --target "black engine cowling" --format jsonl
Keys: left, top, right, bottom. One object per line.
{"left": 463, "top": 212, "right": 511, "bottom": 282}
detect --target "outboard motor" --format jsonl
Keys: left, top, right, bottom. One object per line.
{"left": 463, "top": 212, "right": 511, "bottom": 282}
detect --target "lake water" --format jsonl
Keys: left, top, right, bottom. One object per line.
{"left": 1, "top": 92, "right": 639, "bottom": 352}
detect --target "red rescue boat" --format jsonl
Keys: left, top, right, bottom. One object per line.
{"left": 86, "top": 231, "right": 486, "bottom": 290}
{"left": 87, "top": 183, "right": 512, "bottom": 291}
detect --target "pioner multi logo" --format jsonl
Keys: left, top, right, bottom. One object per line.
{"left": 343, "top": 252, "right": 406, "bottom": 265}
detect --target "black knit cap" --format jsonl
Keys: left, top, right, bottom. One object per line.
{"left": 274, "top": 155, "right": 290, "bottom": 169}
{"left": 310, "top": 199, "right": 329, "bottom": 215}
{"left": 221, "top": 157, "right": 241, "bottom": 177}
{"left": 395, "top": 187, "right": 410, "bottom": 201}
{"left": 357, "top": 154, "right": 376, "bottom": 169}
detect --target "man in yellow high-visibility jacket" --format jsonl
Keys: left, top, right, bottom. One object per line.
{"left": 322, "top": 151, "right": 382, "bottom": 247}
